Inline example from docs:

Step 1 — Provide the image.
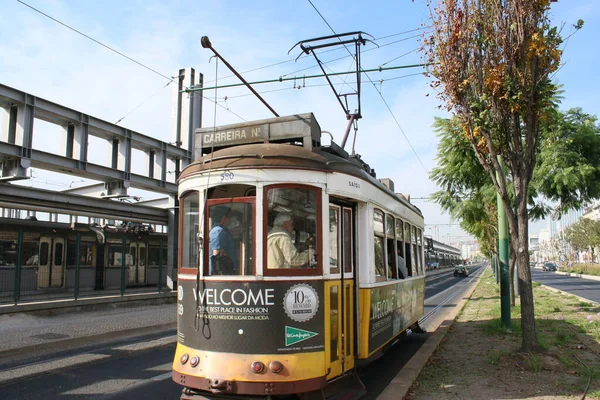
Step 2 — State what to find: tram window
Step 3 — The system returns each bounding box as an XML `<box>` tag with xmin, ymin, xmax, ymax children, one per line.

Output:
<box><xmin>181</xmin><ymin>191</ymin><xmax>199</xmax><ymax>270</ymax></box>
<box><xmin>148</xmin><ymin>243</ymin><xmax>168</xmax><ymax>266</ymax></box>
<box><xmin>386</xmin><ymin>215</ymin><xmax>398</xmax><ymax>280</ymax></box>
<box><xmin>67</xmin><ymin>241</ymin><xmax>94</xmax><ymax>267</ymax></box>
<box><xmin>373</xmin><ymin>209</ymin><xmax>384</xmax><ymax>235</ymax></box>
<box><xmin>0</xmin><ymin>233</ymin><xmax>17</xmax><ymax>266</ymax></box>
<box><xmin>206</xmin><ymin>201</ymin><xmax>254</xmax><ymax>276</ymax></box>
<box><xmin>54</xmin><ymin>243</ymin><xmax>63</xmax><ymax>265</ymax></box>
<box><xmin>373</xmin><ymin>209</ymin><xmax>386</xmax><ymax>281</ymax></box>
<box><xmin>343</xmin><ymin>208</ymin><xmax>353</xmax><ymax>273</ymax></box>
<box><xmin>396</xmin><ymin>219</ymin><xmax>407</xmax><ymax>279</ymax></box>
<box><xmin>23</xmin><ymin>242</ymin><xmax>40</xmax><ymax>267</ymax></box>
<box><xmin>128</xmin><ymin>246</ymin><xmax>137</xmax><ymax>266</ymax></box>
<box><xmin>329</xmin><ymin>206</ymin><xmax>340</xmax><ymax>274</ymax></box>
<box><xmin>412</xmin><ymin>226</ymin><xmax>419</xmax><ymax>276</ymax></box>
<box><xmin>265</xmin><ymin>186</ymin><xmax>320</xmax><ymax>273</ymax></box>
<box><xmin>330</xmin><ymin>285</ymin><xmax>339</xmax><ymax>362</ymax></box>
<box><xmin>404</xmin><ymin>223</ymin><xmax>413</xmax><ymax>277</ymax></box>
<box><xmin>386</xmin><ymin>215</ymin><xmax>395</xmax><ymax>238</ymax></box>
<box><xmin>108</xmin><ymin>243</ymin><xmax>125</xmax><ymax>267</ymax></box>
<box><xmin>40</xmin><ymin>242</ymin><xmax>49</xmax><ymax>266</ymax></box>
<box><xmin>418</xmin><ymin>229</ymin><xmax>424</xmax><ymax>275</ymax></box>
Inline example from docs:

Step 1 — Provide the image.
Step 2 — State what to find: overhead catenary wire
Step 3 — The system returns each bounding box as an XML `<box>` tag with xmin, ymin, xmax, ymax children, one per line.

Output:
<box><xmin>217</xmin><ymin>71</ymin><xmax>425</xmax><ymax>101</ymax></box>
<box><xmin>306</xmin><ymin>0</ymin><xmax>429</xmax><ymax>174</ymax></box>
<box><xmin>17</xmin><ymin>0</ymin><xmax>174</xmax><ymax>83</ymax></box>
<box><xmin>18</xmin><ymin>0</ymin><xmax>248</xmax><ymax>124</ymax></box>
<box><xmin>203</xmin><ymin>29</ymin><xmax>427</xmax><ymax>86</ymax></box>
<box><xmin>184</xmin><ymin>64</ymin><xmax>428</xmax><ymax>93</ymax></box>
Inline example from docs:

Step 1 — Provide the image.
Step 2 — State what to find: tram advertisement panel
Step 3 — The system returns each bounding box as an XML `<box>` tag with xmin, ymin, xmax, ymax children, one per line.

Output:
<box><xmin>178</xmin><ymin>280</ymin><xmax>325</xmax><ymax>354</ymax></box>
<box><xmin>368</xmin><ymin>278</ymin><xmax>425</xmax><ymax>353</ymax></box>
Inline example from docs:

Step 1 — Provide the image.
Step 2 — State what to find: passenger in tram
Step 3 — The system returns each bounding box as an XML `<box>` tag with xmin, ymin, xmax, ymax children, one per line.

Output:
<box><xmin>267</xmin><ymin>212</ymin><xmax>313</xmax><ymax>269</ymax></box>
<box><xmin>209</xmin><ymin>207</ymin><xmax>238</xmax><ymax>274</ymax></box>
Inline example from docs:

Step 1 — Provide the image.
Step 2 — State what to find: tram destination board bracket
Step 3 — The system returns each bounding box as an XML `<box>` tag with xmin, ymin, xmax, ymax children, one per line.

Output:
<box><xmin>195</xmin><ymin>113</ymin><xmax>321</xmax><ymax>157</ymax></box>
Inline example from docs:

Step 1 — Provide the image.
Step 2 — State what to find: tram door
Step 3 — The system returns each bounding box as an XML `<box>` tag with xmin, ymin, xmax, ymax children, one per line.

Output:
<box><xmin>325</xmin><ymin>205</ymin><xmax>355</xmax><ymax>379</ymax></box>
<box><xmin>38</xmin><ymin>237</ymin><xmax>65</xmax><ymax>289</ymax></box>
<box><xmin>128</xmin><ymin>242</ymin><xmax>147</xmax><ymax>284</ymax></box>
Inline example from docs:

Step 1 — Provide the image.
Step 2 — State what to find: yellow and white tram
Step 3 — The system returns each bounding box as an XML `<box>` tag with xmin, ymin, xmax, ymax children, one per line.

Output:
<box><xmin>173</xmin><ymin>113</ymin><xmax>426</xmax><ymax>399</ymax></box>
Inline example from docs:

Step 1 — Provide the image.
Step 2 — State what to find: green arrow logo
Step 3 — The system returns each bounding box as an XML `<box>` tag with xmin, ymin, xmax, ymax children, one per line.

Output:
<box><xmin>285</xmin><ymin>326</ymin><xmax>318</xmax><ymax>346</ymax></box>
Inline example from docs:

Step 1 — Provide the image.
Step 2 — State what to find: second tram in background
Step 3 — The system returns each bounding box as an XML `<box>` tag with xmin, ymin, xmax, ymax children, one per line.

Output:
<box><xmin>173</xmin><ymin>113</ymin><xmax>426</xmax><ymax>399</ymax></box>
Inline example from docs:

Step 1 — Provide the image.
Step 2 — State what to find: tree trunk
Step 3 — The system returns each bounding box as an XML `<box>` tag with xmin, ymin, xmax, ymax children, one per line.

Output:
<box><xmin>513</xmin><ymin>180</ymin><xmax>542</xmax><ymax>353</ymax></box>
<box><xmin>509</xmin><ymin>253</ymin><xmax>516</xmax><ymax>307</ymax></box>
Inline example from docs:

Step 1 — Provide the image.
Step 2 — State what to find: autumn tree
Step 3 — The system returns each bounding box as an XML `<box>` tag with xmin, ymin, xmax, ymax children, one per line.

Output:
<box><xmin>423</xmin><ymin>0</ymin><xmax>582</xmax><ymax>352</ymax></box>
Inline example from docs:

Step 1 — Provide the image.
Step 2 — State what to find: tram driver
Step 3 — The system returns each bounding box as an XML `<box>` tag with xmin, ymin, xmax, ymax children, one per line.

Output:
<box><xmin>209</xmin><ymin>207</ymin><xmax>239</xmax><ymax>274</ymax></box>
<box><xmin>267</xmin><ymin>213</ymin><xmax>315</xmax><ymax>269</ymax></box>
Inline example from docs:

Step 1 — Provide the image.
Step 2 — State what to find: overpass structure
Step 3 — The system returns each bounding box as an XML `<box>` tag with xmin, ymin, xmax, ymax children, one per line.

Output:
<box><xmin>0</xmin><ymin>68</ymin><xmax>203</xmax><ymax>291</ymax></box>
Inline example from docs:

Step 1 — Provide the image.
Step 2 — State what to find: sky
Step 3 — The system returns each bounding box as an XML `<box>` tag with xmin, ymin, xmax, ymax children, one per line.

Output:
<box><xmin>1</xmin><ymin>0</ymin><xmax>599</xmax><ymax>246</ymax></box>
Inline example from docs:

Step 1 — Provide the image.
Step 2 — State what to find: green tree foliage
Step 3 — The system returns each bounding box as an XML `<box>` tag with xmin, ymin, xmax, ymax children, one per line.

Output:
<box><xmin>564</xmin><ymin>218</ymin><xmax>600</xmax><ymax>257</ymax></box>
<box><xmin>534</xmin><ymin>109</ymin><xmax>600</xmax><ymax>214</ymax></box>
<box><xmin>432</xmin><ymin>109</ymin><xmax>600</xmax><ymax>256</ymax></box>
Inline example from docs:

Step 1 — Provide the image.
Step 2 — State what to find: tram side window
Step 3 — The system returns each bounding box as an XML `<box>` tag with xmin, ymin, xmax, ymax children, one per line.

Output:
<box><xmin>265</xmin><ymin>186</ymin><xmax>320</xmax><ymax>273</ymax></box>
<box><xmin>329</xmin><ymin>206</ymin><xmax>340</xmax><ymax>274</ymax></box>
<box><xmin>386</xmin><ymin>214</ymin><xmax>397</xmax><ymax>280</ymax></box>
<box><xmin>404</xmin><ymin>223</ymin><xmax>413</xmax><ymax>277</ymax></box>
<box><xmin>108</xmin><ymin>242</ymin><xmax>129</xmax><ymax>267</ymax></box>
<box><xmin>412</xmin><ymin>226</ymin><xmax>419</xmax><ymax>276</ymax></box>
<box><xmin>66</xmin><ymin>240</ymin><xmax>94</xmax><ymax>267</ymax></box>
<box><xmin>23</xmin><ymin>233</ymin><xmax>40</xmax><ymax>267</ymax></box>
<box><xmin>396</xmin><ymin>219</ymin><xmax>408</xmax><ymax>279</ymax></box>
<box><xmin>148</xmin><ymin>243</ymin><xmax>168</xmax><ymax>267</ymax></box>
<box><xmin>181</xmin><ymin>191</ymin><xmax>199</xmax><ymax>270</ymax></box>
<box><xmin>373</xmin><ymin>209</ymin><xmax>386</xmax><ymax>282</ymax></box>
<box><xmin>207</xmin><ymin>201</ymin><xmax>254</xmax><ymax>276</ymax></box>
<box><xmin>0</xmin><ymin>232</ymin><xmax>17</xmax><ymax>267</ymax></box>
<box><xmin>417</xmin><ymin>229</ymin><xmax>423</xmax><ymax>275</ymax></box>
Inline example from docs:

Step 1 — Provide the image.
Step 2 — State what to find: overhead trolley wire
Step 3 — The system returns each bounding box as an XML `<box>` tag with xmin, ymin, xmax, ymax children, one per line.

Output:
<box><xmin>16</xmin><ymin>0</ymin><xmax>174</xmax><ymax>82</ymax></box>
<box><xmin>203</xmin><ymin>28</ymin><xmax>426</xmax><ymax>86</ymax></box>
<box><xmin>218</xmin><ymin>71</ymin><xmax>425</xmax><ymax>101</ymax></box>
<box><xmin>17</xmin><ymin>0</ymin><xmax>248</xmax><ymax>123</ymax></box>
<box><xmin>306</xmin><ymin>0</ymin><xmax>429</xmax><ymax>174</ymax></box>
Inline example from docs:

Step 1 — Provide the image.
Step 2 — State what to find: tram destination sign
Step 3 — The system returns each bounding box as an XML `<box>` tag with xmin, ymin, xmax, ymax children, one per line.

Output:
<box><xmin>197</xmin><ymin>123</ymin><xmax>268</xmax><ymax>150</ymax></box>
<box><xmin>195</xmin><ymin>113</ymin><xmax>321</xmax><ymax>157</ymax></box>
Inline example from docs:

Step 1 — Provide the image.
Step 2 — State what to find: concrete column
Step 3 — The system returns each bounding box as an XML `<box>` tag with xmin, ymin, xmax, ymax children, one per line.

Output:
<box><xmin>171</xmin><ymin>67</ymin><xmax>203</xmax><ymax>165</ymax></box>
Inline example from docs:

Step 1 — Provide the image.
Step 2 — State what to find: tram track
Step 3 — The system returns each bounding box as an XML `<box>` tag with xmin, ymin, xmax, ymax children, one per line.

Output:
<box><xmin>419</xmin><ymin>265</ymin><xmax>484</xmax><ymax>326</ymax></box>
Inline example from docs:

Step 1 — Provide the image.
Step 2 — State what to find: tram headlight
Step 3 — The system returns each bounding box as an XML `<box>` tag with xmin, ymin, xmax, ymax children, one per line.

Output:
<box><xmin>269</xmin><ymin>361</ymin><xmax>284</xmax><ymax>373</ymax></box>
<box><xmin>251</xmin><ymin>361</ymin><xmax>265</xmax><ymax>373</ymax></box>
<box><xmin>190</xmin><ymin>356</ymin><xmax>200</xmax><ymax>367</ymax></box>
<box><xmin>180</xmin><ymin>354</ymin><xmax>189</xmax><ymax>365</ymax></box>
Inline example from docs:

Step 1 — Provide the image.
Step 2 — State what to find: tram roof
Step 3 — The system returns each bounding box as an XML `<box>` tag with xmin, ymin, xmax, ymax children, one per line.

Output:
<box><xmin>180</xmin><ymin>142</ymin><xmax>422</xmax><ymax>217</ymax></box>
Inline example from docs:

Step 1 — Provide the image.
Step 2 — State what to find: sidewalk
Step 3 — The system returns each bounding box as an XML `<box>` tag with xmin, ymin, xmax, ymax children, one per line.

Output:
<box><xmin>0</xmin><ymin>300</ymin><xmax>177</xmax><ymax>361</ymax></box>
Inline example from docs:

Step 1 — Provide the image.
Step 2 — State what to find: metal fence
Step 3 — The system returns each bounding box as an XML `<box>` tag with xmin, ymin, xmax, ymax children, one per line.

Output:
<box><xmin>0</xmin><ymin>232</ymin><xmax>171</xmax><ymax>306</ymax></box>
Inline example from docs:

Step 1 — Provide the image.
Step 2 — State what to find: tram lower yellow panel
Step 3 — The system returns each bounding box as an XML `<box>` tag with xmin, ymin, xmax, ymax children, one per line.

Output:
<box><xmin>173</xmin><ymin>343</ymin><xmax>326</xmax><ymax>382</ymax></box>
<box><xmin>358</xmin><ymin>289</ymin><xmax>372</xmax><ymax>359</ymax></box>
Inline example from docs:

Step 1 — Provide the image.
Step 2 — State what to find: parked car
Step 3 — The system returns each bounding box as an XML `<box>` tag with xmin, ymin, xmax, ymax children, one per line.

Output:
<box><xmin>542</xmin><ymin>262</ymin><xmax>558</xmax><ymax>272</ymax></box>
<box><xmin>454</xmin><ymin>265</ymin><xmax>469</xmax><ymax>277</ymax></box>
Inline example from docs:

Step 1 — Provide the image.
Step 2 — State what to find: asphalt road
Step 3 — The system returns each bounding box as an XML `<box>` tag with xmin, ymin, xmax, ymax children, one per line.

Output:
<box><xmin>531</xmin><ymin>268</ymin><xmax>600</xmax><ymax>304</ymax></box>
<box><xmin>0</xmin><ymin>267</ymin><xmax>484</xmax><ymax>400</ymax></box>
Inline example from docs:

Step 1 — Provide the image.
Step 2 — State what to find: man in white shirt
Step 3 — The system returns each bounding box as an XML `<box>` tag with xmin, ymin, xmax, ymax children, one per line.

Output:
<box><xmin>267</xmin><ymin>213</ymin><xmax>313</xmax><ymax>269</ymax></box>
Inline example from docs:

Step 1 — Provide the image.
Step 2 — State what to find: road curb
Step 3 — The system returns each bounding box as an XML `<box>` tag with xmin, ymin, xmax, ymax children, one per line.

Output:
<box><xmin>537</xmin><ymin>283</ymin><xmax>598</xmax><ymax>306</ymax></box>
<box><xmin>553</xmin><ymin>270</ymin><xmax>600</xmax><ymax>281</ymax></box>
<box><xmin>0</xmin><ymin>322</ymin><xmax>176</xmax><ymax>362</ymax></box>
<box><xmin>376</xmin><ymin>268</ymin><xmax>485</xmax><ymax>400</ymax></box>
